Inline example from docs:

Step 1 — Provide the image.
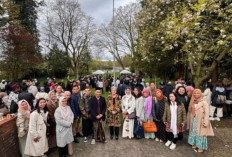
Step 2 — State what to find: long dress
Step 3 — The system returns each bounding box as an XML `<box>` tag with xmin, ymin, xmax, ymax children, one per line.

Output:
<box><xmin>122</xmin><ymin>94</ymin><xmax>135</xmax><ymax>139</ymax></box>
<box><xmin>153</xmin><ymin>99</ymin><xmax>166</xmax><ymax>141</ymax></box>
<box><xmin>188</xmin><ymin>117</ymin><xmax>208</xmax><ymax>150</ymax></box>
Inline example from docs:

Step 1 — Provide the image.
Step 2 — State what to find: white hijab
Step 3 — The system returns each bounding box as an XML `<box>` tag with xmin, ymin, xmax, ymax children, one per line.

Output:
<box><xmin>59</xmin><ymin>97</ymin><xmax>71</xmax><ymax>122</ymax></box>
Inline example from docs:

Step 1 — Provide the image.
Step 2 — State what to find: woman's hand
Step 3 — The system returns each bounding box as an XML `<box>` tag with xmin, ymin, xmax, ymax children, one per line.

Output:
<box><xmin>33</xmin><ymin>136</ymin><xmax>41</xmax><ymax>142</ymax></box>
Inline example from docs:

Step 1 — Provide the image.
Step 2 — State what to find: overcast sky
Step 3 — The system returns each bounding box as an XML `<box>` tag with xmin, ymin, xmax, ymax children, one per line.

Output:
<box><xmin>78</xmin><ymin>0</ymin><xmax>137</xmax><ymax>25</ymax></box>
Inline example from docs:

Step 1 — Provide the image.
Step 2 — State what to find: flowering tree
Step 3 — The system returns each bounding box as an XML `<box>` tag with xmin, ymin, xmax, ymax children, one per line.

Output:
<box><xmin>136</xmin><ymin>0</ymin><xmax>232</xmax><ymax>87</ymax></box>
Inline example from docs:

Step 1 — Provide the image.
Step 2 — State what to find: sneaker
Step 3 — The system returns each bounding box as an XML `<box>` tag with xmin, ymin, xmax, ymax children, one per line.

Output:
<box><xmin>209</xmin><ymin>117</ymin><xmax>215</xmax><ymax>121</ymax></box>
<box><xmin>91</xmin><ymin>139</ymin><xmax>95</xmax><ymax>145</ymax></box>
<box><xmin>215</xmin><ymin>117</ymin><xmax>220</xmax><ymax>121</ymax></box>
<box><xmin>84</xmin><ymin>137</ymin><xmax>88</xmax><ymax>143</ymax></box>
<box><xmin>170</xmin><ymin>143</ymin><xmax>176</xmax><ymax>150</ymax></box>
<box><xmin>155</xmin><ymin>138</ymin><xmax>159</xmax><ymax>142</ymax></box>
<box><xmin>115</xmin><ymin>136</ymin><xmax>119</xmax><ymax>140</ymax></box>
<box><xmin>165</xmin><ymin>140</ymin><xmax>172</xmax><ymax>147</ymax></box>
<box><xmin>160</xmin><ymin>139</ymin><xmax>163</xmax><ymax>143</ymax></box>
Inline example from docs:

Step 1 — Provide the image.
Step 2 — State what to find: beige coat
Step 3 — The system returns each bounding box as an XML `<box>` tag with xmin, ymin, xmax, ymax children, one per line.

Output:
<box><xmin>24</xmin><ymin>110</ymin><xmax>49</xmax><ymax>156</ymax></box>
<box><xmin>16</xmin><ymin>109</ymin><xmax>30</xmax><ymax>138</ymax></box>
<box><xmin>187</xmin><ymin>100</ymin><xmax>214</xmax><ymax>136</ymax></box>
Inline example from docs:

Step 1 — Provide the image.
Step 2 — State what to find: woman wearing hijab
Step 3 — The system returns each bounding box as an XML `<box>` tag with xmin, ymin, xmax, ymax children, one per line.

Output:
<box><xmin>16</xmin><ymin>100</ymin><xmax>31</xmax><ymax>157</ymax></box>
<box><xmin>141</xmin><ymin>88</ymin><xmax>155</xmax><ymax>139</ymax></box>
<box><xmin>152</xmin><ymin>89</ymin><xmax>167</xmax><ymax>142</ymax></box>
<box><xmin>133</xmin><ymin>87</ymin><xmax>144</xmax><ymax>139</ymax></box>
<box><xmin>106</xmin><ymin>86</ymin><xmax>122</xmax><ymax>140</ymax></box>
<box><xmin>121</xmin><ymin>87</ymin><xmax>136</xmax><ymax>139</ymax></box>
<box><xmin>163</xmin><ymin>92</ymin><xmax>186</xmax><ymax>150</ymax></box>
<box><xmin>24</xmin><ymin>98</ymin><xmax>49</xmax><ymax>156</ymax></box>
<box><xmin>47</xmin><ymin>91</ymin><xmax>58</xmax><ymax>148</ymax></box>
<box><xmin>55</xmin><ymin>97</ymin><xmax>74</xmax><ymax>157</ymax></box>
<box><xmin>188</xmin><ymin>89</ymin><xmax>214</xmax><ymax>153</ymax></box>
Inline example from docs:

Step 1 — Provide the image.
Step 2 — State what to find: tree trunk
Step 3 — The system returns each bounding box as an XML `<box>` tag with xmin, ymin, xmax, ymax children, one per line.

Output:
<box><xmin>212</xmin><ymin>65</ymin><xmax>218</xmax><ymax>83</ymax></box>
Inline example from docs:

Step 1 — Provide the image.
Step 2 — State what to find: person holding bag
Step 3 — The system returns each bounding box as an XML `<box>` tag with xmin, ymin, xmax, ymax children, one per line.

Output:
<box><xmin>122</xmin><ymin>87</ymin><xmax>135</xmax><ymax>139</ymax></box>
<box><xmin>188</xmin><ymin>89</ymin><xmax>214</xmax><ymax>153</ymax></box>
<box><xmin>141</xmin><ymin>88</ymin><xmax>155</xmax><ymax>139</ymax></box>
<box><xmin>55</xmin><ymin>97</ymin><xmax>74</xmax><ymax>157</ymax></box>
<box><xmin>163</xmin><ymin>92</ymin><xmax>186</xmax><ymax>150</ymax></box>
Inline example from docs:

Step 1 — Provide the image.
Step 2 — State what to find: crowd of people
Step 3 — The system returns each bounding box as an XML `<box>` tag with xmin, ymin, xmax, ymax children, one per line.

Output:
<box><xmin>0</xmin><ymin>75</ymin><xmax>232</xmax><ymax>157</ymax></box>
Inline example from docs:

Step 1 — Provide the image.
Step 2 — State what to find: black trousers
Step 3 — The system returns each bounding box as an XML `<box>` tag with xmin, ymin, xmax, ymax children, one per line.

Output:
<box><xmin>110</xmin><ymin>126</ymin><xmax>119</xmax><ymax>137</ymax></box>
<box><xmin>58</xmin><ymin>145</ymin><xmax>68</xmax><ymax>157</ymax></box>
<box><xmin>82</xmin><ymin>118</ymin><xmax>93</xmax><ymax>137</ymax></box>
<box><xmin>166</xmin><ymin>132</ymin><xmax>178</xmax><ymax>144</ymax></box>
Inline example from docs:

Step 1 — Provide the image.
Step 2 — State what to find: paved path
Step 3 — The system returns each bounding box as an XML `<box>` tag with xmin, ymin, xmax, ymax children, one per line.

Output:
<box><xmin>48</xmin><ymin>119</ymin><xmax>232</xmax><ymax>157</ymax></box>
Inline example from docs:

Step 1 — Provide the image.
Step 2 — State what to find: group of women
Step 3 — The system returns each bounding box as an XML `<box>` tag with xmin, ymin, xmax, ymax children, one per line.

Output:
<box><xmin>16</xmin><ymin>87</ymin><xmax>74</xmax><ymax>157</ymax></box>
<box><xmin>107</xmin><ymin>85</ymin><xmax>214</xmax><ymax>153</ymax></box>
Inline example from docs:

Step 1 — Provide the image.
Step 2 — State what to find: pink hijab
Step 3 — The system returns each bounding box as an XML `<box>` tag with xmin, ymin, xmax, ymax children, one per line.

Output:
<box><xmin>18</xmin><ymin>100</ymin><xmax>31</xmax><ymax>118</ymax></box>
<box><xmin>59</xmin><ymin>97</ymin><xmax>70</xmax><ymax>121</ymax></box>
<box><xmin>64</xmin><ymin>91</ymin><xmax>71</xmax><ymax>98</ymax></box>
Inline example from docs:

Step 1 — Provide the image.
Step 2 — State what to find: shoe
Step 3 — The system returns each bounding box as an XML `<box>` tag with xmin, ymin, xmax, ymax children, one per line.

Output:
<box><xmin>104</xmin><ymin>140</ymin><xmax>108</xmax><ymax>143</ymax></box>
<box><xmin>91</xmin><ymin>139</ymin><xmax>95</xmax><ymax>145</ymax></box>
<box><xmin>155</xmin><ymin>138</ymin><xmax>159</xmax><ymax>142</ymax></box>
<box><xmin>160</xmin><ymin>140</ymin><xmax>163</xmax><ymax>143</ymax></box>
<box><xmin>76</xmin><ymin>132</ymin><xmax>84</xmax><ymax>137</ymax></box>
<box><xmin>84</xmin><ymin>137</ymin><xmax>88</xmax><ymax>143</ymax></box>
<box><xmin>215</xmin><ymin>117</ymin><xmax>220</xmax><ymax>121</ymax></box>
<box><xmin>115</xmin><ymin>136</ymin><xmax>118</xmax><ymax>140</ymax></box>
<box><xmin>170</xmin><ymin>143</ymin><xmax>176</xmax><ymax>150</ymax></box>
<box><xmin>110</xmin><ymin>135</ymin><xmax>113</xmax><ymax>140</ymax></box>
<box><xmin>165</xmin><ymin>140</ymin><xmax>172</xmax><ymax>147</ymax></box>
<box><xmin>209</xmin><ymin>117</ymin><xmax>215</xmax><ymax>121</ymax></box>
<box><xmin>74</xmin><ymin>137</ymin><xmax>79</xmax><ymax>143</ymax></box>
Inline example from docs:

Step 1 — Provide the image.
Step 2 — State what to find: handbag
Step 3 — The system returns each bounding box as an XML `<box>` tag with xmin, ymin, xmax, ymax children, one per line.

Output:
<box><xmin>128</xmin><ymin>111</ymin><xmax>136</xmax><ymax>119</ymax></box>
<box><xmin>134</xmin><ymin>122</ymin><xmax>144</xmax><ymax>137</ymax></box>
<box><xmin>143</xmin><ymin>121</ymin><xmax>157</xmax><ymax>133</ymax></box>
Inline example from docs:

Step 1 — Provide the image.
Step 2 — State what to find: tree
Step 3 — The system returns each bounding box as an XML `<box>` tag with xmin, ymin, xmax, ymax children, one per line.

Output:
<box><xmin>0</xmin><ymin>26</ymin><xmax>40</xmax><ymax>81</ymax></box>
<box><xmin>46</xmin><ymin>44</ymin><xmax>71</xmax><ymax>78</ymax></box>
<box><xmin>45</xmin><ymin>0</ymin><xmax>95</xmax><ymax>78</ymax></box>
<box><xmin>95</xmin><ymin>2</ymin><xmax>140</xmax><ymax>69</ymax></box>
<box><xmin>136</xmin><ymin>0</ymin><xmax>232</xmax><ymax>87</ymax></box>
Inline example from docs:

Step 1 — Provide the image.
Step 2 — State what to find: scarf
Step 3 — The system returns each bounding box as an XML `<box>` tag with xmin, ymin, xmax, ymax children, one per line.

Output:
<box><xmin>170</xmin><ymin>101</ymin><xmax>177</xmax><ymax>137</ymax></box>
<box><xmin>18</xmin><ymin>100</ymin><xmax>31</xmax><ymax>118</ymax></box>
<box><xmin>189</xmin><ymin>89</ymin><xmax>203</xmax><ymax>116</ymax></box>
<box><xmin>59</xmin><ymin>97</ymin><xmax>71</xmax><ymax>121</ymax></box>
<box><xmin>144</xmin><ymin>96</ymin><xmax>152</xmax><ymax>118</ymax></box>
<box><xmin>155</xmin><ymin>89</ymin><xmax>164</xmax><ymax>101</ymax></box>
<box><xmin>48</xmin><ymin>90</ymin><xmax>57</xmax><ymax>106</ymax></box>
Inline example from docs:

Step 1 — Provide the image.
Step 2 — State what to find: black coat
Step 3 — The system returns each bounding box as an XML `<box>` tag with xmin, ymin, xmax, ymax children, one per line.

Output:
<box><xmin>18</xmin><ymin>91</ymin><xmax>34</xmax><ymax>108</ymax></box>
<box><xmin>90</xmin><ymin>96</ymin><xmax>106</xmax><ymax>122</ymax></box>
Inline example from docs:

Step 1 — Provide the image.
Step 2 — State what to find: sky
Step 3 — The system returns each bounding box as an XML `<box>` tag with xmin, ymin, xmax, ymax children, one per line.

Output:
<box><xmin>78</xmin><ymin>0</ymin><xmax>137</xmax><ymax>25</ymax></box>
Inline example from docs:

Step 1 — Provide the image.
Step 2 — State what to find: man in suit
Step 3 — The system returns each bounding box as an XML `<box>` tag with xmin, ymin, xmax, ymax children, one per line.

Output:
<box><xmin>90</xmin><ymin>87</ymin><xmax>106</xmax><ymax>144</ymax></box>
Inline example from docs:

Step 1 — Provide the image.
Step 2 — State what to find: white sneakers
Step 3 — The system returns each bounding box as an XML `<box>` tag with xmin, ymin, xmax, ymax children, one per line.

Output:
<box><xmin>155</xmin><ymin>138</ymin><xmax>159</xmax><ymax>142</ymax></box>
<box><xmin>214</xmin><ymin>117</ymin><xmax>220</xmax><ymax>121</ymax></box>
<box><xmin>165</xmin><ymin>140</ymin><xmax>172</xmax><ymax>147</ymax></box>
<box><xmin>209</xmin><ymin>117</ymin><xmax>215</xmax><ymax>121</ymax></box>
<box><xmin>165</xmin><ymin>140</ymin><xmax>176</xmax><ymax>150</ymax></box>
<box><xmin>170</xmin><ymin>143</ymin><xmax>176</xmax><ymax>150</ymax></box>
<box><xmin>91</xmin><ymin>139</ymin><xmax>95</xmax><ymax>145</ymax></box>
<box><xmin>209</xmin><ymin>117</ymin><xmax>220</xmax><ymax>121</ymax></box>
